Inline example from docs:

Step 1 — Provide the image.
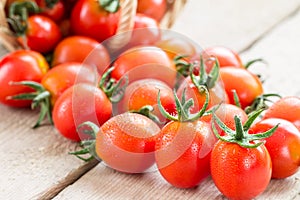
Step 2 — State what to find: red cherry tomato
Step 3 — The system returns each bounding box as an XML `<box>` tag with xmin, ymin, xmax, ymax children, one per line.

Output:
<box><xmin>126</xmin><ymin>13</ymin><xmax>160</xmax><ymax>48</ymax></box>
<box><xmin>250</xmin><ymin>118</ymin><xmax>300</xmax><ymax>178</ymax></box>
<box><xmin>116</xmin><ymin>79</ymin><xmax>176</xmax><ymax>124</ymax></box>
<box><xmin>111</xmin><ymin>46</ymin><xmax>176</xmax><ymax>86</ymax></box>
<box><xmin>204</xmin><ymin>46</ymin><xmax>243</xmax><ymax>68</ymax></box>
<box><xmin>36</xmin><ymin>0</ymin><xmax>65</xmax><ymax>22</ymax></box>
<box><xmin>0</xmin><ymin>50</ymin><xmax>49</xmax><ymax>107</ymax></box>
<box><xmin>70</xmin><ymin>0</ymin><xmax>120</xmax><ymax>42</ymax></box>
<box><xmin>263</xmin><ymin>96</ymin><xmax>300</xmax><ymax>131</ymax></box>
<box><xmin>155</xmin><ymin>120</ymin><xmax>216</xmax><ymax>188</ymax></box>
<box><xmin>19</xmin><ymin>15</ymin><xmax>62</xmax><ymax>53</ymax></box>
<box><xmin>137</xmin><ymin>0</ymin><xmax>167</xmax><ymax>22</ymax></box>
<box><xmin>210</xmin><ymin>140</ymin><xmax>272</xmax><ymax>200</ymax></box>
<box><xmin>53</xmin><ymin>83</ymin><xmax>112</xmax><ymax>141</ymax></box>
<box><xmin>220</xmin><ymin>67</ymin><xmax>263</xmax><ymax>108</ymax></box>
<box><xmin>42</xmin><ymin>62</ymin><xmax>95</xmax><ymax>105</ymax></box>
<box><xmin>52</xmin><ymin>36</ymin><xmax>110</xmax><ymax>74</ymax></box>
<box><xmin>96</xmin><ymin>112</ymin><xmax>160</xmax><ymax>173</ymax></box>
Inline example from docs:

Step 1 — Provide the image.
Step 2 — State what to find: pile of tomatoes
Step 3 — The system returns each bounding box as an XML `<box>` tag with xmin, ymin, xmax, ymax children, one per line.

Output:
<box><xmin>1</xmin><ymin>1</ymin><xmax>300</xmax><ymax>199</ymax></box>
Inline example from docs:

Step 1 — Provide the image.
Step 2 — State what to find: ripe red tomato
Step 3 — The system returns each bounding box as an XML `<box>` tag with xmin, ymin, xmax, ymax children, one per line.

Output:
<box><xmin>36</xmin><ymin>0</ymin><xmax>65</xmax><ymax>22</ymax></box>
<box><xmin>220</xmin><ymin>67</ymin><xmax>263</xmax><ymax>108</ymax></box>
<box><xmin>0</xmin><ymin>50</ymin><xmax>49</xmax><ymax>107</ymax></box>
<box><xmin>263</xmin><ymin>96</ymin><xmax>300</xmax><ymax>131</ymax></box>
<box><xmin>111</xmin><ymin>46</ymin><xmax>176</xmax><ymax>86</ymax></box>
<box><xmin>52</xmin><ymin>36</ymin><xmax>110</xmax><ymax>74</ymax></box>
<box><xmin>155</xmin><ymin>36</ymin><xmax>197</xmax><ymax>60</ymax></box>
<box><xmin>126</xmin><ymin>13</ymin><xmax>161</xmax><ymax>48</ymax></box>
<box><xmin>95</xmin><ymin>112</ymin><xmax>160</xmax><ymax>173</ymax></box>
<box><xmin>250</xmin><ymin>118</ymin><xmax>300</xmax><ymax>178</ymax></box>
<box><xmin>137</xmin><ymin>0</ymin><xmax>167</xmax><ymax>22</ymax></box>
<box><xmin>116</xmin><ymin>79</ymin><xmax>176</xmax><ymax>124</ymax></box>
<box><xmin>204</xmin><ymin>46</ymin><xmax>243</xmax><ymax>68</ymax></box>
<box><xmin>210</xmin><ymin>140</ymin><xmax>272</xmax><ymax>200</ymax></box>
<box><xmin>155</xmin><ymin>120</ymin><xmax>216</xmax><ymax>188</ymax></box>
<box><xmin>41</xmin><ymin>62</ymin><xmax>95</xmax><ymax>105</ymax></box>
<box><xmin>19</xmin><ymin>15</ymin><xmax>62</xmax><ymax>53</ymax></box>
<box><xmin>70</xmin><ymin>0</ymin><xmax>120</xmax><ymax>42</ymax></box>
<box><xmin>52</xmin><ymin>83</ymin><xmax>112</xmax><ymax>141</ymax></box>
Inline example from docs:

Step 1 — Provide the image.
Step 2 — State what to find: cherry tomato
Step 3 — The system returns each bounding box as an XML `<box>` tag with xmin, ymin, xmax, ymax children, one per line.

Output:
<box><xmin>52</xmin><ymin>83</ymin><xmax>112</xmax><ymax>141</ymax></box>
<box><xmin>19</xmin><ymin>15</ymin><xmax>62</xmax><ymax>53</ymax></box>
<box><xmin>52</xmin><ymin>36</ymin><xmax>110</xmax><ymax>74</ymax></box>
<box><xmin>0</xmin><ymin>50</ymin><xmax>49</xmax><ymax>107</ymax></box>
<box><xmin>204</xmin><ymin>46</ymin><xmax>243</xmax><ymax>68</ymax></box>
<box><xmin>111</xmin><ymin>46</ymin><xmax>176</xmax><ymax>86</ymax></box>
<box><xmin>126</xmin><ymin>13</ymin><xmax>161</xmax><ymax>48</ymax></box>
<box><xmin>155</xmin><ymin>120</ymin><xmax>216</xmax><ymax>188</ymax></box>
<box><xmin>210</xmin><ymin>140</ymin><xmax>272</xmax><ymax>200</ymax></box>
<box><xmin>42</xmin><ymin>62</ymin><xmax>95</xmax><ymax>105</ymax></box>
<box><xmin>263</xmin><ymin>96</ymin><xmax>300</xmax><ymax>131</ymax></box>
<box><xmin>95</xmin><ymin>112</ymin><xmax>160</xmax><ymax>173</ymax></box>
<box><xmin>250</xmin><ymin>118</ymin><xmax>300</xmax><ymax>178</ymax></box>
<box><xmin>220</xmin><ymin>67</ymin><xmax>263</xmax><ymax>108</ymax></box>
<box><xmin>70</xmin><ymin>0</ymin><xmax>120</xmax><ymax>42</ymax></box>
<box><xmin>155</xmin><ymin>36</ymin><xmax>197</xmax><ymax>60</ymax></box>
<box><xmin>137</xmin><ymin>0</ymin><xmax>167</xmax><ymax>22</ymax></box>
<box><xmin>36</xmin><ymin>0</ymin><xmax>65</xmax><ymax>22</ymax></box>
<box><xmin>116</xmin><ymin>79</ymin><xmax>176</xmax><ymax>124</ymax></box>
<box><xmin>177</xmin><ymin>76</ymin><xmax>229</xmax><ymax>113</ymax></box>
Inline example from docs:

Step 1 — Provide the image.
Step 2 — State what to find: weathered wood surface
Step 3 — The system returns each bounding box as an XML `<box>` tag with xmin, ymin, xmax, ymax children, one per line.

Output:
<box><xmin>1</xmin><ymin>0</ymin><xmax>300</xmax><ymax>199</ymax></box>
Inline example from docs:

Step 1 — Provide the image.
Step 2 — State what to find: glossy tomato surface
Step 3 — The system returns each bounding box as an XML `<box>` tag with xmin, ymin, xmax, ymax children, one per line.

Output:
<box><xmin>53</xmin><ymin>83</ymin><xmax>112</xmax><ymax>141</ymax></box>
<box><xmin>211</xmin><ymin>140</ymin><xmax>272</xmax><ymax>200</ymax></box>
<box><xmin>0</xmin><ymin>50</ymin><xmax>49</xmax><ymax>107</ymax></box>
<box><xmin>96</xmin><ymin>112</ymin><xmax>160</xmax><ymax>173</ymax></box>
<box><xmin>250</xmin><ymin>118</ymin><xmax>300</xmax><ymax>178</ymax></box>
<box><xmin>70</xmin><ymin>0</ymin><xmax>120</xmax><ymax>42</ymax></box>
<box><xmin>156</xmin><ymin>120</ymin><xmax>216</xmax><ymax>188</ymax></box>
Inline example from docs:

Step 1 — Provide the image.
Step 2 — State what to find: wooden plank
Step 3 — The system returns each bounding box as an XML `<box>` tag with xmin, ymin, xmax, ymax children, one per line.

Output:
<box><xmin>54</xmin><ymin>2</ymin><xmax>300</xmax><ymax>200</ymax></box>
<box><xmin>0</xmin><ymin>104</ymin><xmax>98</xmax><ymax>199</ymax></box>
<box><xmin>172</xmin><ymin>0</ymin><xmax>300</xmax><ymax>52</ymax></box>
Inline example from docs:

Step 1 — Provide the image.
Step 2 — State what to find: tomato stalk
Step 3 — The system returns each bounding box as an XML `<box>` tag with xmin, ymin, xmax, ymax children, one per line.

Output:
<box><xmin>190</xmin><ymin>56</ymin><xmax>220</xmax><ymax>91</ymax></box>
<box><xmin>7</xmin><ymin>1</ymin><xmax>39</xmax><ymax>36</ymax></box>
<box><xmin>174</xmin><ymin>55</ymin><xmax>192</xmax><ymax>77</ymax></box>
<box><xmin>98</xmin><ymin>0</ymin><xmax>120</xmax><ymax>13</ymax></box>
<box><xmin>44</xmin><ymin>0</ymin><xmax>59</xmax><ymax>9</ymax></box>
<box><xmin>99</xmin><ymin>67</ymin><xmax>128</xmax><ymax>103</ymax></box>
<box><xmin>212</xmin><ymin>109</ymin><xmax>279</xmax><ymax>148</ymax></box>
<box><xmin>9</xmin><ymin>81</ymin><xmax>52</xmax><ymax>128</ymax></box>
<box><xmin>245</xmin><ymin>93</ymin><xmax>282</xmax><ymax>114</ymax></box>
<box><xmin>158</xmin><ymin>86</ymin><xmax>209</xmax><ymax>122</ymax></box>
<box><xmin>130</xmin><ymin>105</ymin><xmax>163</xmax><ymax>124</ymax></box>
<box><xmin>69</xmin><ymin>121</ymin><xmax>101</xmax><ymax>162</ymax></box>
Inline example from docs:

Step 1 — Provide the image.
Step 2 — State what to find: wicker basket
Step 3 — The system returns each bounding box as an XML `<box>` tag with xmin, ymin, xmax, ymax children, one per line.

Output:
<box><xmin>0</xmin><ymin>0</ymin><xmax>187</xmax><ymax>52</ymax></box>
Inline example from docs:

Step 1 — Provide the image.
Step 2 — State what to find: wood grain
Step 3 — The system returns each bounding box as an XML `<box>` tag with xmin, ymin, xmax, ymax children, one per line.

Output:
<box><xmin>172</xmin><ymin>0</ymin><xmax>300</xmax><ymax>52</ymax></box>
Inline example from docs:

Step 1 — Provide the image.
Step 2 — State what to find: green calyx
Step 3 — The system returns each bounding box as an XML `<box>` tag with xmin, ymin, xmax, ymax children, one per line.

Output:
<box><xmin>130</xmin><ymin>105</ymin><xmax>163</xmax><ymax>125</ymax></box>
<box><xmin>44</xmin><ymin>0</ymin><xmax>59</xmax><ymax>9</ymax></box>
<box><xmin>9</xmin><ymin>81</ymin><xmax>52</xmax><ymax>128</ymax></box>
<box><xmin>8</xmin><ymin>1</ymin><xmax>39</xmax><ymax>36</ymax></box>
<box><xmin>69</xmin><ymin>121</ymin><xmax>101</xmax><ymax>162</ymax></box>
<box><xmin>98</xmin><ymin>0</ymin><xmax>120</xmax><ymax>13</ymax></box>
<box><xmin>158</xmin><ymin>86</ymin><xmax>209</xmax><ymax>122</ymax></box>
<box><xmin>190</xmin><ymin>56</ymin><xmax>220</xmax><ymax>90</ymax></box>
<box><xmin>212</xmin><ymin>109</ymin><xmax>279</xmax><ymax>148</ymax></box>
<box><xmin>245</xmin><ymin>93</ymin><xmax>282</xmax><ymax>114</ymax></box>
<box><xmin>174</xmin><ymin>55</ymin><xmax>192</xmax><ymax>77</ymax></box>
<box><xmin>99</xmin><ymin>67</ymin><xmax>128</xmax><ymax>103</ymax></box>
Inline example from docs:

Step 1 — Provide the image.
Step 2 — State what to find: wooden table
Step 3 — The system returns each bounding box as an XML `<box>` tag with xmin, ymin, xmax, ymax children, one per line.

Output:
<box><xmin>1</xmin><ymin>0</ymin><xmax>300</xmax><ymax>199</ymax></box>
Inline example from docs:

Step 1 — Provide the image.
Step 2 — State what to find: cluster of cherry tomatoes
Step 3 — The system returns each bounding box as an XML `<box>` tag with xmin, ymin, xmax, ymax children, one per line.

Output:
<box><xmin>1</xmin><ymin>1</ymin><xmax>300</xmax><ymax>200</ymax></box>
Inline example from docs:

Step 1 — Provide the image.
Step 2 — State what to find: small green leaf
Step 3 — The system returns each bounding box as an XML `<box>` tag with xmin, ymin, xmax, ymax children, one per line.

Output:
<box><xmin>99</xmin><ymin>0</ymin><xmax>120</xmax><ymax>13</ymax></box>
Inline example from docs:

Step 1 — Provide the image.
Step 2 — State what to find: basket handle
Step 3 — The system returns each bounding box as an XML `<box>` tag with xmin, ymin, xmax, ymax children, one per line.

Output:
<box><xmin>106</xmin><ymin>0</ymin><xmax>137</xmax><ymax>51</ymax></box>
